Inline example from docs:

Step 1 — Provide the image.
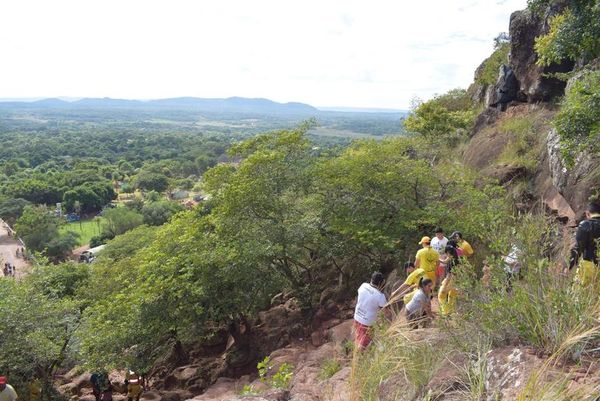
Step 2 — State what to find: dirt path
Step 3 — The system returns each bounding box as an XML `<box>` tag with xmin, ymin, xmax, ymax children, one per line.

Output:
<box><xmin>0</xmin><ymin>220</ymin><xmax>31</xmax><ymax>279</ymax></box>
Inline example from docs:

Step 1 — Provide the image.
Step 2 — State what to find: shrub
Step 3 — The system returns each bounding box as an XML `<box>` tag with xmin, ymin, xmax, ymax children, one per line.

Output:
<box><xmin>404</xmin><ymin>90</ymin><xmax>476</xmax><ymax>141</ymax></box>
<box><xmin>319</xmin><ymin>358</ymin><xmax>342</xmax><ymax>380</ymax></box>
<box><xmin>553</xmin><ymin>70</ymin><xmax>600</xmax><ymax>166</ymax></box>
<box><xmin>477</xmin><ymin>42</ymin><xmax>510</xmax><ymax>86</ymax></box>
<box><xmin>258</xmin><ymin>356</ymin><xmax>294</xmax><ymax>389</ymax></box>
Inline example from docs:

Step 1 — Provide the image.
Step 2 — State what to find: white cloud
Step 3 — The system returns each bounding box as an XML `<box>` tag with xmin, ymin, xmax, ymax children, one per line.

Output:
<box><xmin>0</xmin><ymin>0</ymin><xmax>526</xmax><ymax>109</ymax></box>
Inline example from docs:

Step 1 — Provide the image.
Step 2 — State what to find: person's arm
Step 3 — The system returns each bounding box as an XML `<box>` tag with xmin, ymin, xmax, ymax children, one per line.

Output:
<box><xmin>388</xmin><ymin>284</ymin><xmax>415</xmax><ymax>305</ymax></box>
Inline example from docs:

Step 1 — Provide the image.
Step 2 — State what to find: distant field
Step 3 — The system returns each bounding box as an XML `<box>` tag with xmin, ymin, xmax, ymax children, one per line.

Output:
<box><xmin>309</xmin><ymin>127</ymin><xmax>389</xmax><ymax>139</ymax></box>
<box><xmin>62</xmin><ymin>218</ymin><xmax>103</xmax><ymax>246</ymax></box>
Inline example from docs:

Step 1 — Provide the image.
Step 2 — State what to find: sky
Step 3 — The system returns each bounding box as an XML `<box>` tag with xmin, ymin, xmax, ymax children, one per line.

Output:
<box><xmin>0</xmin><ymin>0</ymin><xmax>527</xmax><ymax>109</ymax></box>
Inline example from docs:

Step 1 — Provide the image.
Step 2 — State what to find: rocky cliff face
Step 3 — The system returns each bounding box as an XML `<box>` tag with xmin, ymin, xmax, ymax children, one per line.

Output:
<box><xmin>466</xmin><ymin>4</ymin><xmax>599</xmax><ymax>221</ymax></box>
<box><xmin>508</xmin><ymin>2</ymin><xmax>574</xmax><ymax>103</ymax></box>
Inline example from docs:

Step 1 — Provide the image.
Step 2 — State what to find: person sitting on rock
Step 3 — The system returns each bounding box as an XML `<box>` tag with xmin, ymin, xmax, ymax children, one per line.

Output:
<box><xmin>405</xmin><ymin>278</ymin><xmax>435</xmax><ymax>329</ymax></box>
<box><xmin>569</xmin><ymin>198</ymin><xmax>600</xmax><ymax>286</ymax></box>
<box><xmin>353</xmin><ymin>272</ymin><xmax>388</xmax><ymax>349</ymax></box>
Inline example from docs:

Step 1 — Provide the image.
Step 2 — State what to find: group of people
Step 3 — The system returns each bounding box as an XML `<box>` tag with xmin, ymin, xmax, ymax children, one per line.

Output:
<box><xmin>90</xmin><ymin>370</ymin><xmax>144</xmax><ymax>401</ymax></box>
<box><xmin>354</xmin><ymin>228</ymin><xmax>474</xmax><ymax>347</ymax></box>
<box><xmin>353</xmin><ymin>198</ymin><xmax>600</xmax><ymax>349</ymax></box>
<box><xmin>3</xmin><ymin>262</ymin><xmax>16</xmax><ymax>277</ymax></box>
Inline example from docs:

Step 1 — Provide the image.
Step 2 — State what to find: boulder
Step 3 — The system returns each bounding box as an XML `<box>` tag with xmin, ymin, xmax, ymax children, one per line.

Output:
<box><xmin>487</xmin><ymin>65</ymin><xmax>520</xmax><ymax>109</ymax></box>
<box><xmin>485</xmin><ymin>347</ymin><xmax>543</xmax><ymax>401</ymax></box>
<box><xmin>508</xmin><ymin>4</ymin><xmax>574</xmax><ymax>102</ymax></box>
<box><xmin>140</xmin><ymin>391</ymin><xmax>162</xmax><ymax>401</ymax></box>
<box><xmin>327</xmin><ymin>320</ymin><xmax>354</xmax><ymax>345</ymax></box>
<box><xmin>229</xmin><ymin>389</ymin><xmax>289</xmax><ymax>401</ymax></box>
<box><xmin>546</xmin><ymin>128</ymin><xmax>599</xmax><ymax>217</ymax></box>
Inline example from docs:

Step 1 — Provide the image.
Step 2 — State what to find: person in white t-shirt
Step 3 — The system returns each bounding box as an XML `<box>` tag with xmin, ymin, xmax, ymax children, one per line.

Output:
<box><xmin>431</xmin><ymin>227</ymin><xmax>448</xmax><ymax>254</ymax></box>
<box><xmin>354</xmin><ymin>272</ymin><xmax>388</xmax><ymax>348</ymax></box>
<box><xmin>0</xmin><ymin>376</ymin><xmax>19</xmax><ymax>401</ymax></box>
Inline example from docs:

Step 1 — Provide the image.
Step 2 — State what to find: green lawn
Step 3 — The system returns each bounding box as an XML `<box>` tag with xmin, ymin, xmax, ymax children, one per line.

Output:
<box><xmin>61</xmin><ymin>218</ymin><xmax>103</xmax><ymax>246</ymax></box>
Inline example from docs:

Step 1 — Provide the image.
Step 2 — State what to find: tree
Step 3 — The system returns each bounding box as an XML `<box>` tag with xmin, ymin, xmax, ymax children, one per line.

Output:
<box><xmin>404</xmin><ymin>89</ymin><xmax>475</xmax><ymax>141</ymax></box>
<box><xmin>141</xmin><ymin>200</ymin><xmax>184</xmax><ymax>226</ymax></box>
<box><xmin>133</xmin><ymin>172</ymin><xmax>169</xmax><ymax>193</ymax></box>
<box><xmin>100</xmin><ymin>207</ymin><xmax>144</xmax><ymax>239</ymax></box>
<box><xmin>0</xmin><ymin>198</ymin><xmax>31</xmax><ymax>225</ymax></box>
<box><xmin>15</xmin><ymin>205</ymin><xmax>79</xmax><ymax>260</ymax></box>
<box><xmin>530</xmin><ymin>0</ymin><xmax>600</xmax><ymax>66</ymax></box>
<box><xmin>0</xmin><ymin>263</ymin><xmax>88</xmax><ymax>397</ymax></box>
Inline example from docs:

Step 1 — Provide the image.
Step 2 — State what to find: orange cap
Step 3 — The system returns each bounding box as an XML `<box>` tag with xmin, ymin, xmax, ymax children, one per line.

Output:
<box><xmin>418</xmin><ymin>236</ymin><xmax>431</xmax><ymax>245</ymax></box>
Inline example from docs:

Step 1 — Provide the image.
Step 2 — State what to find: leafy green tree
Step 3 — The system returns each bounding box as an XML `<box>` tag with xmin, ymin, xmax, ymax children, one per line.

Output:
<box><xmin>404</xmin><ymin>90</ymin><xmax>476</xmax><ymax>141</ymax></box>
<box><xmin>530</xmin><ymin>0</ymin><xmax>600</xmax><ymax>66</ymax></box>
<box><xmin>553</xmin><ymin>70</ymin><xmax>600</xmax><ymax>165</ymax></box>
<box><xmin>100</xmin><ymin>207</ymin><xmax>144</xmax><ymax>239</ymax></box>
<box><xmin>133</xmin><ymin>172</ymin><xmax>169</xmax><ymax>193</ymax></box>
<box><xmin>141</xmin><ymin>200</ymin><xmax>184</xmax><ymax>226</ymax></box>
<box><xmin>0</xmin><ymin>263</ymin><xmax>88</xmax><ymax>397</ymax></box>
<box><xmin>0</xmin><ymin>198</ymin><xmax>31</xmax><ymax>225</ymax></box>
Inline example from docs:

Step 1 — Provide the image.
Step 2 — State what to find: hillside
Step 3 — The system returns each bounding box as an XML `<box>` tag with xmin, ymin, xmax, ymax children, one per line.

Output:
<box><xmin>0</xmin><ymin>1</ymin><xmax>599</xmax><ymax>401</ymax></box>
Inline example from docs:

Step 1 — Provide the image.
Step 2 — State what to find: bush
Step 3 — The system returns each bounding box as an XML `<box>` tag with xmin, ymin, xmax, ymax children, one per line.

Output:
<box><xmin>553</xmin><ymin>70</ymin><xmax>600</xmax><ymax>166</ymax></box>
<box><xmin>404</xmin><ymin>89</ymin><xmax>476</xmax><ymax>142</ymax></box>
<box><xmin>477</xmin><ymin>42</ymin><xmax>510</xmax><ymax>86</ymax></box>
<box><xmin>319</xmin><ymin>359</ymin><xmax>342</xmax><ymax>380</ymax></box>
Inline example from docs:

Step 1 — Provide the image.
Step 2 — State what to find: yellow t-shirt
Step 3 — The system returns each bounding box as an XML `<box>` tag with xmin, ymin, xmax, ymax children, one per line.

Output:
<box><xmin>416</xmin><ymin>246</ymin><xmax>439</xmax><ymax>279</ymax></box>
<box><xmin>459</xmin><ymin>240</ymin><xmax>474</xmax><ymax>257</ymax></box>
<box><xmin>404</xmin><ymin>268</ymin><xmax>426</xmax><ymax>287</ymax></box>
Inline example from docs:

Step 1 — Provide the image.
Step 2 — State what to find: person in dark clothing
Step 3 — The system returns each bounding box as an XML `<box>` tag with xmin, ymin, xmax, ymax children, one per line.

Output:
<box><xmin>569</xmin><ymin>199</ymin><xmax>600</xmax><ymax>286</ymax></box>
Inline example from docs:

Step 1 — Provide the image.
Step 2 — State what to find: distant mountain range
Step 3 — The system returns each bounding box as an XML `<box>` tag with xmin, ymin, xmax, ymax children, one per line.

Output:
<box><xmin>0</xmin><ymin>97</ymin><xmax>410</xmax><ymax>116</ymax></box>
<box><xmin>0</xmin><ymin>96</ymin><xmax>320</xmax><ymax>115</ymax></box>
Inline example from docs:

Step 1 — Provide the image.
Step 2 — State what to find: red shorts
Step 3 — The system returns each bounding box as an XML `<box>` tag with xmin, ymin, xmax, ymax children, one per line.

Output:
<box><xmin>354</xmin><ymin>320</ymin><xmax>373</xmax><ymax>348</ymax></box>
<box><xmin>436</xmin><ymin>263</ymin><xmax>445</xmax><ymax>280</ymax></box>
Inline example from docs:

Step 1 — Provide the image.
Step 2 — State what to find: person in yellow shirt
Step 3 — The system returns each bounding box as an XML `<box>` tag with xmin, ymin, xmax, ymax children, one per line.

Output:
<box><xmin>415</xmin><ymin>236</ymin><xmax>440</xmax><ymax>283</ymax></box>
<box><xmin>438</xmin><ymin>245</ymin><xmax>459</xmax><ymax>315</ymax></box>
<box><xmin>389</xmin><ymin>261</ymin><xmax>425</xmax><ymax>307</ymax></box>
<box><xmin>451</xmin><ymin>231</ymin><xmax>474</xmax><ymax>258</ymax></box>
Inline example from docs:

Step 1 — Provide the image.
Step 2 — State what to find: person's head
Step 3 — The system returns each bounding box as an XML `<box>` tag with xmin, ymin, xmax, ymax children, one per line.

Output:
<box><xmin>0</xmin><ymin>376</ymin><xmax>6</xmax><ymax>391</ymax></box>
<box><xmin>418</xmin><ymin>236</ymin><xmax>431</xmax><ymax>248</ymax></box>
<box><xmin>370</xmin><ymin>271</ymin><xmax>385</xmax><ymax>289</ymax></box>
<box><xmin>418</xmin><ymin>277</ymin><xmax>433</xmax><ymax>294</ymax></box>
<box><xmin>404</xmin><ymin>261</ymin><xmax>415</xmax><ymax>274</ymax></box>
<box><xmin>587</xmin><ymin>198</ymin><xmax>600</xmax><ymax>216</ymax></box>
<box><xmin>447</xmin><ymin>239</ymin><xmax>459</xmax><ymax>248</ymax></box>
<box><xmin>444</xmin><ymin>245</ymin><xmax>458</xmax><ymax>258</ymax></box>
<box><xmin>450</xmin><ymin>231</ymin><xmax>463</xmax><ymax>241</ymax></box>
<box><xmin>434</xmin><ymin>227</ymin><xmax>445</xmax><ymax>239</ymax></box>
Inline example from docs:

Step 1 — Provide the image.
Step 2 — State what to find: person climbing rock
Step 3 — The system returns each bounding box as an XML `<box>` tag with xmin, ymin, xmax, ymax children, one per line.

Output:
<box><xmin>389</xmin><ymin>261</ymin><xmax>424</xmax><ymax>307</ymax></box>
<box><xmin>353</xmin><ymin>272</ymin><xmax>388</xmax><ymax>348</ymax></box>
<box><xmin>450</xmin><ymin>231</ymin><xmax>474</xmax><ymax>258</ymax></box>
<box><xmin>438</xmin><ymin>245</ymin><xmax>459</xmax><ymax>316</ymax></box>
<box><xmin>569</xmin><ymin>199</ymin><xmax>600</xmax><ymax>286</ymax></box>
<box><xmin>0</xmin><ymin>376</ymin><xmax>18</xmax><ymax>401</ymax></box>
<box><xmin>415</xmin><ymin>236</ymin><xmax>440</xmax><ymax>284</ymax></box>
<box><xmin>405</xmin><ymin>278</ymin><xmax>435</xmax><ymax>329</ymax></box>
